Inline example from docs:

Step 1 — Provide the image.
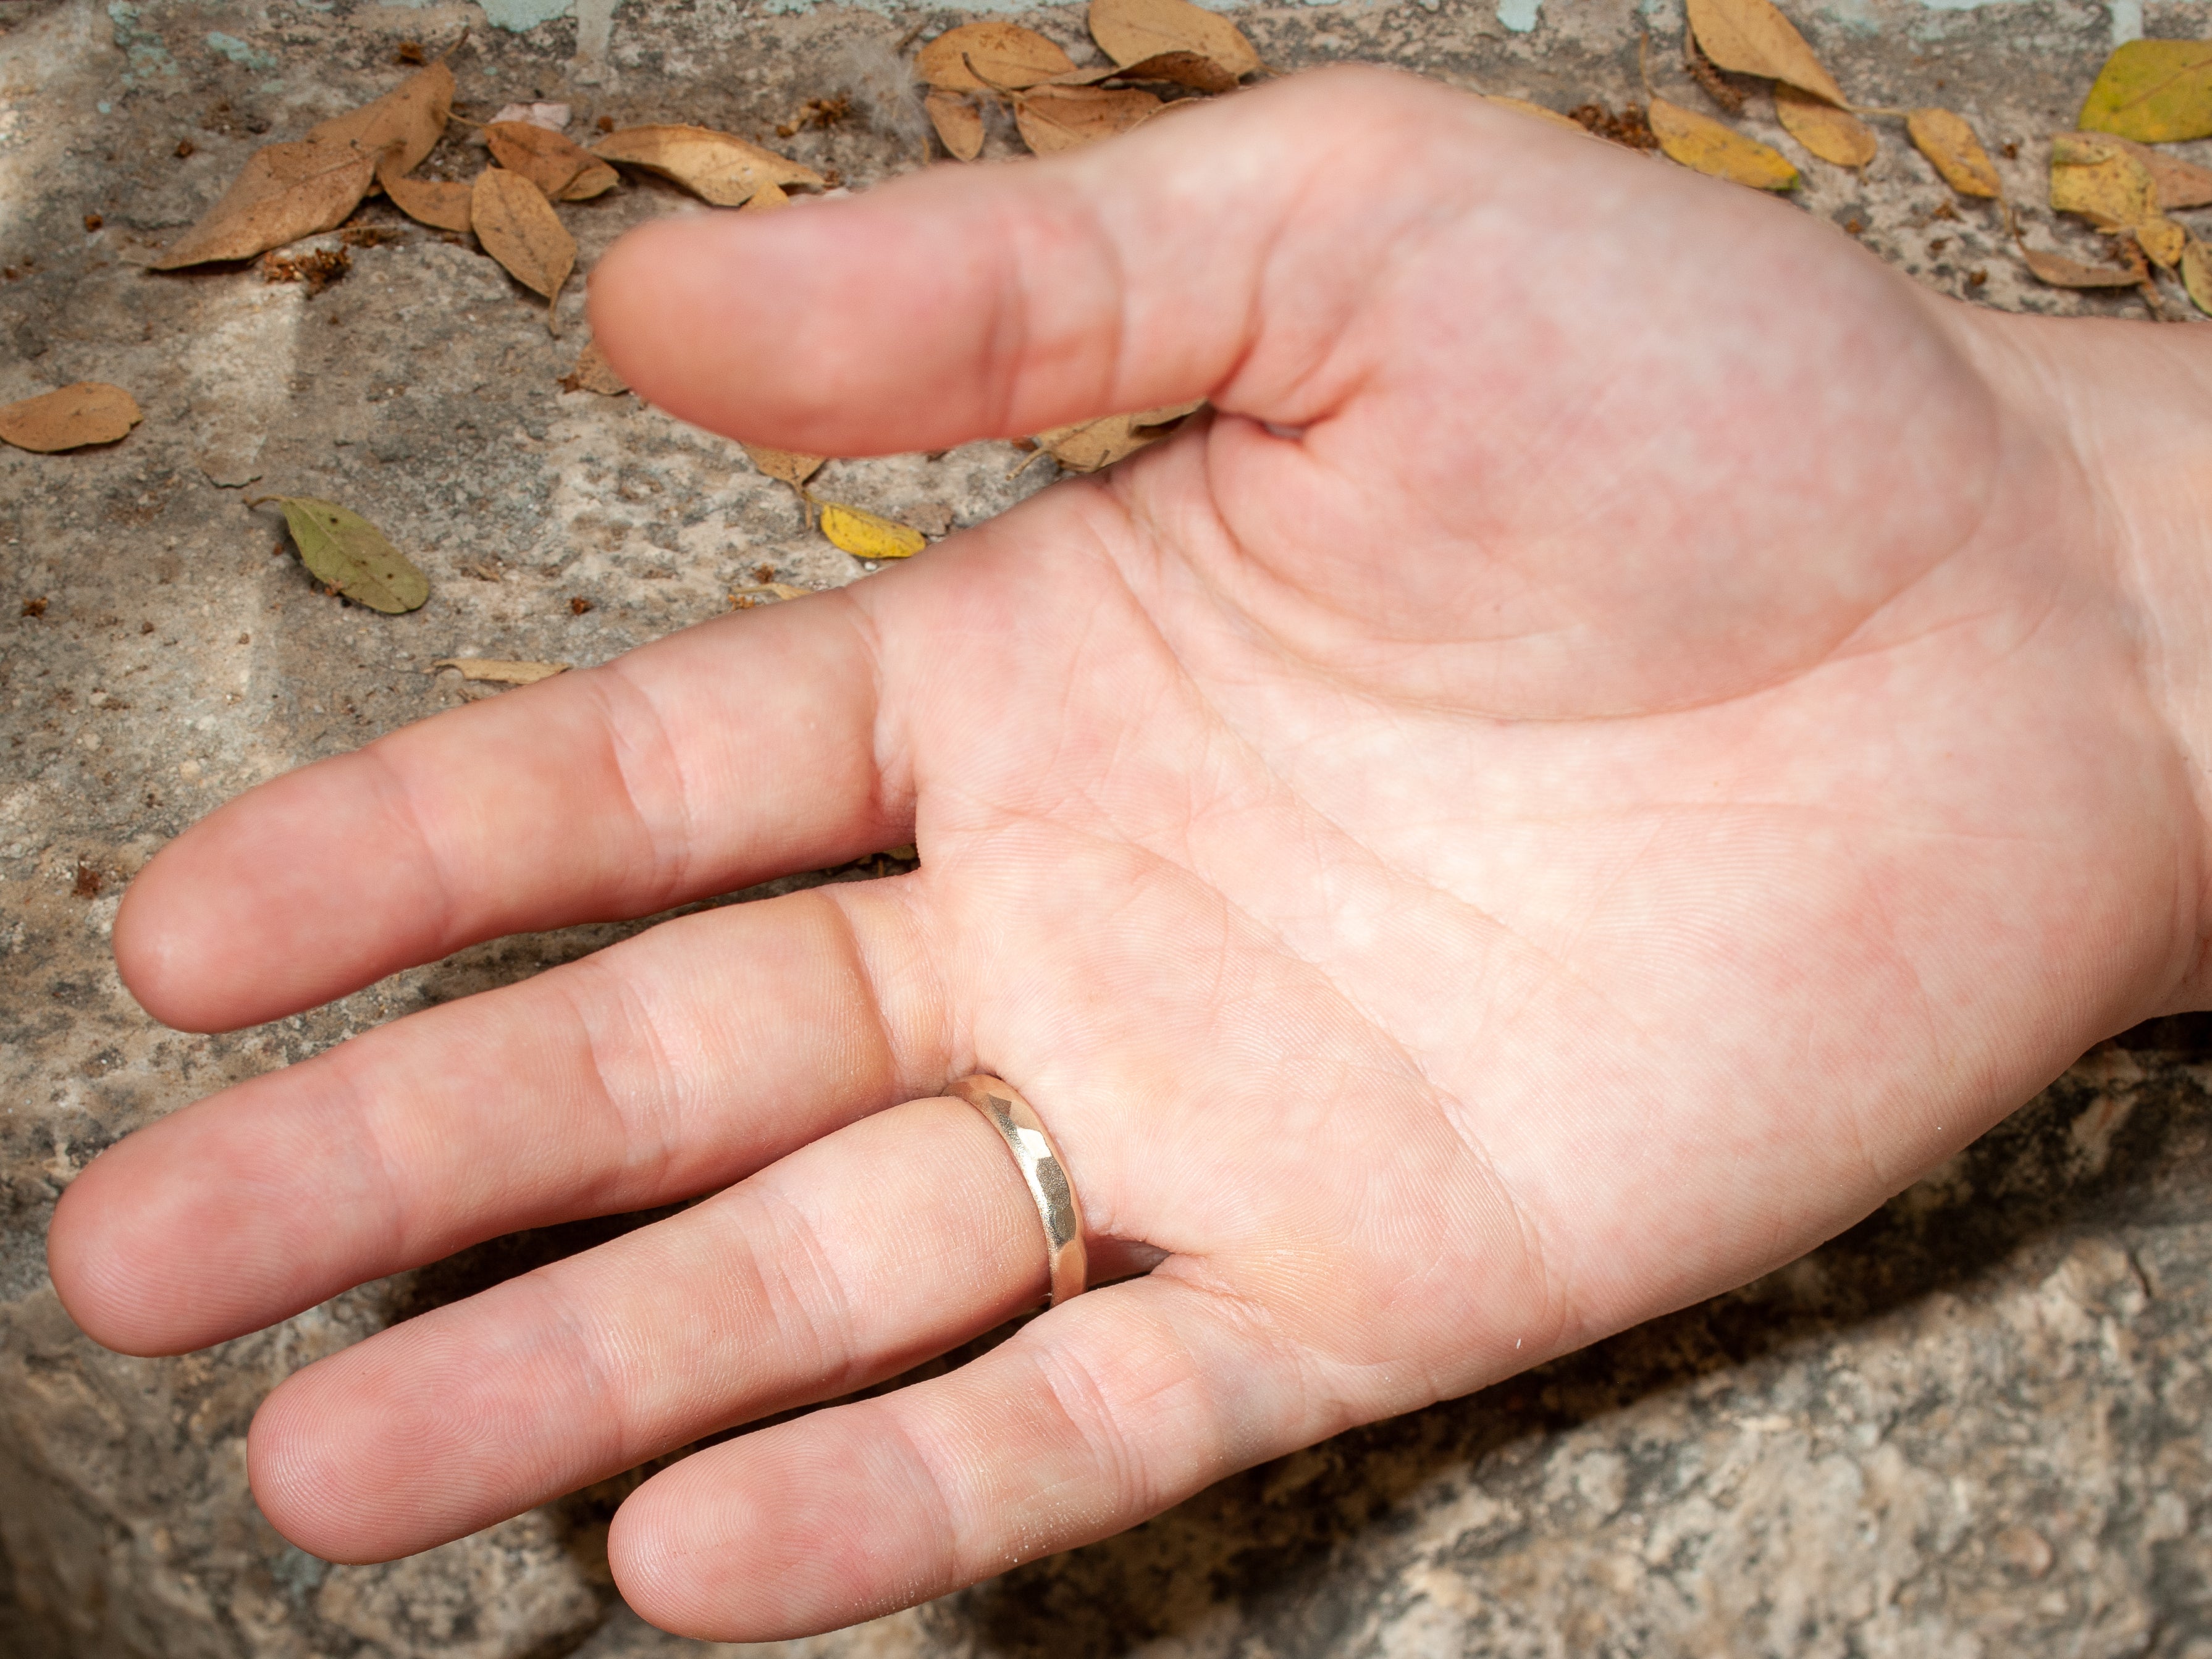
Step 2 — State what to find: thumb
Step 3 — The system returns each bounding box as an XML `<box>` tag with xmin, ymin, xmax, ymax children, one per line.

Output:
<box><xmin>585</xmin><ymin>65</ymin><xmax>1503</xmax><ymax>456</ymax></box>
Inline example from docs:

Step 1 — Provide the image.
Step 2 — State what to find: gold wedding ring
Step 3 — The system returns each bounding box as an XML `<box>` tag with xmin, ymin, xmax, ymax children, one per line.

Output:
<box><xmin>949</xmin><ymin>1075</ymin><xmax>1087</xmax><ymax>1308</ymax></box>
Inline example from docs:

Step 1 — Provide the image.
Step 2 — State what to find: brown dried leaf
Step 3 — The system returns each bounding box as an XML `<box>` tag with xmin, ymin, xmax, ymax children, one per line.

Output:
<box><xmin>434</xmin><ymin>658</ymin><xmax>570</xmax><ymax>685</ymax></box>
<box><xmin>1088</xmin><ymin>0</ymin><xmax>1259</xmax><ymax>80</ymax></box>
<box><xmin>1775</xmin><ymin>83</ymin><xmax>1876</xmax><ymax>166</ymax></box>
<box><xmin>1482</xmin><ymin>94</ymin><xmax>1588</xmax><ymax>132</ymax></box>
<box><xmin>151</xmin><ymin>139</ymin><xmax>377</xmax><ymax>268</ymax></box>
<box><xmin>309</xmin><ymin>61</ymin><xmax>455</xmax><ymax>178</ymax></box>
<box><xmin>1683</xmin><ymin>0</ymin><xmax>1848</xmax><ymax>106</ymax></box>
<box><xmin>1108</xmin><ymin>51</ymin><xmax>1242</xmax><ymax>93</ymax></box>
<box><xmin>487</xmin><ymin>121</ymin><xmax>616</xmax><ymax>200</ymax></box>
<box><xmin>742</xmin><ymin>182</ymin><xmax>791</xmax><ymax>214</ymax></box>
<box><xmin>1016</xmin><ymin>85</ymin><xmax>1162</xmax><ymax>155</ymax></box>
<box><xmin>927</xmin><ymin>90</ymin><xmax>986</xmax><ymax>161</ymax></box>
<box><xmin>1906</xmin><ymin>107</ymin><xmax>2001</xmax><ymax>199</ymax></box>
<box><xmin>376</xmin><ymin>153</ymin><xmax>471</xmax><ymax>232</ymax></box>
<box><xmin>1648</xmin><ymin>97</ymin><xmax>1799</xmax><ymax>190</ymax></box>
<box><xmin>471</xmin><ymin>167</ymin><xmax>574</xmax><ymax>327</ymax></box>
<box><xmin>592</xmin><ymin>124</ymin><xmax>823</xmax><ymax>207</ymax></box>
<box><xmin>2050</xmin><ymin>132</ymin><xmax>2156</xmax><ymax>228</ymax></box>
<box><xmin>0</xmin><ymin>383</ymin><xmax>142</xmax><ymax>453</ymax></box>
<box><xmin>744</xmin><ymin>445</ymin><xmax>825</xmax><ymax>489</ymax></box>
<box><xmin>1037</xmin><ymin>399</ymin><xmax>1201</xmax><ymax>471</ymax></box>
<box><xmin>2018</xmin><ymin>242</ymin><xmax>2147</xmax><ymax>287</ymax></box>
<box><xmin>2056</xmin><ymin>130</ymin><xmax>2212</xmax><ymax>209</ymax></box>
<box><xmin>558</xmin><ymin>340</ymin><xmax>629</xmax><ymax>395</ymax></box>
<box><xmin>915</xmin><ymin>23</ymin><xmax>1075</xmax><ymax>92</ymax></box>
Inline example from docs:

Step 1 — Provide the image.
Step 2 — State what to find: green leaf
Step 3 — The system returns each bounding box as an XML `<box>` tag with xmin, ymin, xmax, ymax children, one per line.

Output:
<box><xmin>2079</xmin><ymin>40</ymin><xmax>2212</xmax><ymax>143</ymax></box>
<box><xmin>259</xmin><ymin>496</ymin><xmax>430</xmax><ymax>613</ymax></box>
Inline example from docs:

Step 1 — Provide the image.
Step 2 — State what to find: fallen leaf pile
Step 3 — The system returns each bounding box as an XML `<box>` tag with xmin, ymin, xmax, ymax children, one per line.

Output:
<box><xmin>914</xmin><ymin>0</ymin><xmax>1263</xmax><ymax>161</ymax></box>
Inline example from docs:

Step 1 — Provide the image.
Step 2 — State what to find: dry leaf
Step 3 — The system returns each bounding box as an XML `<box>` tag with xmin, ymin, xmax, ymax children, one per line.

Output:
<box><xmin>592</xmin><ymin>125</ymin><xmax>823</xmax><ymax>207</ymax></box>
<box><xmin>471</xmin><ymin>166</ymin><xmax>575</xmax><ymax>326</ymax></box>
<box><xmin>2138</xmin><ymin>214</ymin><xmax>2188</xmax><ymax>267</ymax></box>
<box><xmin>730</xmin><ymin>582</ymin><xmax>811</xmax><ymax>602</ymax></box>
<box><xmin>151</xmin><ymin>140</ymin><xmax>377</xmax><ymax>268</ymax></box>
<box><xmin>1647</xmin><ymin>97</ymin><xmax>1799</xmax><ymax>190</ymax></box>
<box><xmin>1683</xmin><ymin>0</ymin><xmax>1848</xmax><ymax>106</ymax></box>
<box><xmin>1088</xmin><ymin>0</ymin><xmax>1259</xmax><ymax>81</ymax></box>
<box><xmin>1906</xmin><ymin>108</ymin><xmax>2001</xmax><ymax>199</ymax></box>
<box><xmin>2183</xmin><ymin>235</ymin><xmax>2212</xmax><ymax>314</ymax></box>
<box><xmin>254</xmin><ymin>495</ymin><xmax>430</xmax><ymax>613</ymax></box>
<box><xmin>309</xmin><ymin>61</ymin><xmax>455</xmax><ymax>179</ymax></box>
<box><xmin>2017</xmin><ymin>242</ymin><xmax>2147</xmax><ymax>288</ymax></box>
<box><xmin>376</xmin><ymin>154</ymin><xmax>471</xmax><ymax>232</ymax></box>
<box><xmin>744</xmin><ymin>445</ymin><xmax>825</xmax><ymax>488</ymax></box>
<box><xmin>1482</xmin><ymin>94</ymin><xmax>1588</xmax><ymax>133</ymax></box>
<box><xmin>927</xmin><ymin>90</ymin><xmax>987</xmax><ymax>160</ymax></box>
<box><xmin>1108</xmin><ymin>51</ymin><xmax>1243</xmax><ymax>94</ymax></box>
<box><xmin>2058</xmin><ymin>130</ymin><xmax>2212</xmax><ymax>209</ymax></box>
<box><xmin>1775</xmin><ymin>83</ymin><xmax>1875</xmax><ymax>166</ymax></box>
<box><xmin>1016</xmin><ymin>85</ymin><xmax>1162</xmax><ymax>154</ymax></box>
<box><xmin>820</xmin><ymin>502</ymin><xmax>927</xmax><ymax>560</ymax></box>
<box><xmin>558</xmin><ymin>340</ymin><xmax>629</xmax><ymax>395</ymax></box>
<box><xmin>2050</xmin><ymin>132</ymin><xmax>2157</xmax><ymax>228</ymax></box>
<box><xmin>2078</xmin><ymin>40</ymin><xmax>2212</xmax><ymax>143</ymax></box>
<box><xmin>487</xmin><ymin>121</ymin><xmax>618</xmax><ymax>201</ymax></box>
<box><xmin>1036</xmin><ymin>399</ymin><xmax>1202</xmax><ymax>471</ymax></box>
<box><xmin>915</xmin><ymin>23</ymin><xmax>1075</xmax><ymax>92</ymax></box>
<box><xmin>0</xmin><ymin>383</ymin><xmax>142</xmax><ymax>453</ymax></box>
<box><xmin>434</xmin><ymin>658</ymin><xmax>569</xmax><ymax>684</ymax></box>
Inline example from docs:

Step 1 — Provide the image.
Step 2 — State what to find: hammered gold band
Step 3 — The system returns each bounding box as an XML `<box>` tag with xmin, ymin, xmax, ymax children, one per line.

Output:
<box><xmin>949</xmin><ymin>1075</ymin><xmax>1087</xmax><ymax>1308</ymax></box>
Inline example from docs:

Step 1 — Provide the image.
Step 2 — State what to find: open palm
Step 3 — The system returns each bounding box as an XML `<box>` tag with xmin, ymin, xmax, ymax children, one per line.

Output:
<box><xmin>48</xmin><ymin>68</ymin><xmax>2207</xmax><ymax>1640</ymax></box>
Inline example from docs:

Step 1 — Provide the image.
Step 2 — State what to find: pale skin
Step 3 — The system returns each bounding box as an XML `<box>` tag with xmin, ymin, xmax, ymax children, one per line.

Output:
<box><xmin>43</xmin><ymin>67</ymin><xmax>2212</xmax><ymax>1639</ymax></box>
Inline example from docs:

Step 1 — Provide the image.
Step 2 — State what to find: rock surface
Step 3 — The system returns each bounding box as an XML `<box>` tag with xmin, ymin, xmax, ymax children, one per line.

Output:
<box><xmin>4</xmin><ymin>0</ymin><xmax>2210</xmax><ymax>1655</ymax></box>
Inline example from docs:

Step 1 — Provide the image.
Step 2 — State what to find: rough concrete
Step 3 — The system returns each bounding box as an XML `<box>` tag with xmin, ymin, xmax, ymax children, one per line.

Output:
<box><xmin>2</xmin><ymin>0</ymin><xmax>2210</xmax><ymax>1653</ymax></box>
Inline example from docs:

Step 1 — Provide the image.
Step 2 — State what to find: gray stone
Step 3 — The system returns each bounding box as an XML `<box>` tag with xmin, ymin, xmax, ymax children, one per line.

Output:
<box><xmin>4</xmin><ymin>0</ymin><xmax>2211</xmax><ymax>1655</ymax></box>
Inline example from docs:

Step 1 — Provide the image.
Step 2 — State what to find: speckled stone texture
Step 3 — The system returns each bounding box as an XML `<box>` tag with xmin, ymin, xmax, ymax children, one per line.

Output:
<box><xmin>4</xmin><ymin>0</ymin><xmax>2210</xmax><ymax>1653</ymax></box>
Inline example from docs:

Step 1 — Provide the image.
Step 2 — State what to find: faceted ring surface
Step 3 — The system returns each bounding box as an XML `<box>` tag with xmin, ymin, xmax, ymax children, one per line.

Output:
<box><xmin>948</xmin><ymin>1075</ymin><xmax>1088</xmax><ymax>1308</ymax></box>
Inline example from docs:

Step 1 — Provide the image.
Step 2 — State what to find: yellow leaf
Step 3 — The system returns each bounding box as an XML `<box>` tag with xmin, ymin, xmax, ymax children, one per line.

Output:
<box><xmin>915</xmin><ymin>23</ymin><xmax>1075</xmax><ymax>91</ymax></box>
<box><xmin>1683</xmin><ymin>0</ymin><xmax>1848</xmax><ymax>106</ymax></box>
<box><xmin>471</xmin><ymin>167</ymin><xmax>575</xmax><ymax>329</ymax></box>
<box><xmin>591</xmin><ymin>125</ymin><xmax>823</xmax><ymax>207</ymax></box>
<box><xmin>1014</xmin><ymin>85</ymin><xmax>1162</xmax><ymax>155</ymax></box>
<box><xmin>1905</xmin><ymin>108</ymin><xmax>2001</xmax><ymax>198</ymax></box>
<box><xmin>2138</xmin><ymin>215</ymin><xmax>2187</xmax><ymax>267</ymax></box>
<box><xmin>0</xmin><ymin>383</ymin><xmax>141</xmax><ymax>453</ymax></box>
<box><xmin>1647</xmin><ymin>97</ymin><xmax>1799</xmax><ymax>190</ymax></box>
<box><xmin>2078</xmin><ymin>39</ymin><xmax>2212</xmax><ymax>143</ymax></box>
<box><xmin>820</xmin><ymin>503</ymin><xmax>927</xmax><ymax>560</ymax></box>
<box><xmin>927</xmin><ymin>90</ymin><xmax>987</xmax><ymax>161</ymax></box>
<box><xmin>2058</xmin><ymin>129</ymin><xmax>2212</xmax><ymax>208</ymax></box>
<box><xmin>1775</xmin><ymin>83</ymin><xmax>1875</xmax><ymax>165</ymax></box>
<box><xmin>2050</xmin><ymin>132</ymin><xmax>2156</xmax><ymax>229</ymax></box>
<box><xmin>434</xmin><ymin>659</ymin><xmax>570</xmax><ymax>685</ymax></box>
<box><xmin>1481</xmin><ymin>95</ymin><xmax>1588</xmax><ymax>133</ymax></box>
<box><xmin>1087</xmin><ymin>0</ymin><xmax>1260</xmax><ymax>81</ymax></box>
<box><xmin>2182</xmin><ymin>235</ymin><xmax>2212</xmax><ymax>313</ymax></box>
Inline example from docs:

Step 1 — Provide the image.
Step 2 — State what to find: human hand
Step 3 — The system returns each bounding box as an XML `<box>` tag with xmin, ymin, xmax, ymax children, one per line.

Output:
<box><xmin>47</xmin><ymin>67</ymin><xmax>2212</xmax><ymax>1639</ymax></box>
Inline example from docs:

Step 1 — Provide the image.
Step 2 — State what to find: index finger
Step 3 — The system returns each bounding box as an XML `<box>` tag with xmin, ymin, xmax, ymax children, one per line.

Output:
<box><xmin>116</xmin><ymin>589</ymin><xmax>907</xmax><ymax>1031</ymax></box>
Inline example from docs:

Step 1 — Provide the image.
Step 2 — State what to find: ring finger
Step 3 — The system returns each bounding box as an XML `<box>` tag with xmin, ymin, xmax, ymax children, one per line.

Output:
<box><xmin>247</xmin><ymin>1092</ymin><xmax>1068</xmax><ymax>1563</ymax></box>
